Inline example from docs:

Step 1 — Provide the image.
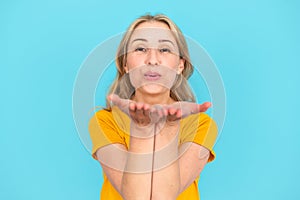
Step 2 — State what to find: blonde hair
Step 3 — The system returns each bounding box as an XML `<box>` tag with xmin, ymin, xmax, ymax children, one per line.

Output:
<box><xmin>106</xmin><ymin>14</ymin><xmax>195</xmax><ymax>109</ymax></box>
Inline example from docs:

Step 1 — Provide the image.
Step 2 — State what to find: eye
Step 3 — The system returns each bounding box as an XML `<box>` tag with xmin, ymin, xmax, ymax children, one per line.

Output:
<box><xmin>159</xmin><ymin>48</ymin><xmax>171</xmax><ymax>53</ymax></box>
<box><xmin>135</xmin><ymin>47</ymin><xmax>147</xmax><ymax>52</ymax></box>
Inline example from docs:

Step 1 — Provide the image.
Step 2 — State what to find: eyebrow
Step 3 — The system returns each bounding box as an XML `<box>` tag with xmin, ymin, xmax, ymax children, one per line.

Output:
<box><xmin>131</xmin><ymin>38</ymin><xmax>148</xmax><ymax>43</ymax></box>
<box><xmin>158</xmin><ymin>39</ymin><xmax>175</xmax><ymax>46</ymax></box>
<box><xmin>131</xmin><ymin>38</ymin><xmax>175</xmax><ymax>46</ymax></box>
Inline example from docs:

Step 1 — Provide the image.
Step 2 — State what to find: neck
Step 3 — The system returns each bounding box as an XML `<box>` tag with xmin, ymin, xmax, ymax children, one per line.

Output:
<box><xmin>133</xmin><ymin>90</ymin><xmax>175</xmax><ymax>105</ymax></box>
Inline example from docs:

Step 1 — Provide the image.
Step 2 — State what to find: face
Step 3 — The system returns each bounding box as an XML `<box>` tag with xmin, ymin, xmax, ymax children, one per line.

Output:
<box><xmin>124</xmin><ymin>21</ymin><xmax>185</xmax><ymax>96</ymax></box>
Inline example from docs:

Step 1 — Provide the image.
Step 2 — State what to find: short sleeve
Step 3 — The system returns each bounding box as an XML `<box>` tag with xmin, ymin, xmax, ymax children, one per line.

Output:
<box><xmin>179</xmin><ymin>113</ymin><xmax>218</xmax><ymax>162</ymax></box>
<box><xmin>88</xmin><ymin>109</ymin><xmax>128</xmax><ymax>160</ymax></box>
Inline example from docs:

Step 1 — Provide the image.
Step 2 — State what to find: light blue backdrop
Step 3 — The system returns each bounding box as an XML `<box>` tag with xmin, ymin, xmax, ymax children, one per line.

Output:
<box><xmin>1</xmin><ymin>0</ymin><xmax>299</xmax><ymax>199</ymax></box>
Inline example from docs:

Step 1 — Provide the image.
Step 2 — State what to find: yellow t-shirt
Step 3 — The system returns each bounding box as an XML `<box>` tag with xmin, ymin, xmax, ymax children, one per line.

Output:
<box><xmin>89</xmin><ymin>106</ymin><xmax>218</xmax><ymax>200</ymax></box>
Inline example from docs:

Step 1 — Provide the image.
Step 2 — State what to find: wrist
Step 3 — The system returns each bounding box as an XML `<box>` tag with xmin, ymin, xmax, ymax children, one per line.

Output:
<box><xmin>130</xmin><ymin>122</ymin><xmax>155</xmax><ymax>139</ymax></box>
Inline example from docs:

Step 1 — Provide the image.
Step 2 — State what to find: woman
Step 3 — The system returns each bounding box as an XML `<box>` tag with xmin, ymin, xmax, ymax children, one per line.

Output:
<box><xmin>89</xmin><ymin>14</ymin><xmax>218</xmax><ymax>200</ymax></box>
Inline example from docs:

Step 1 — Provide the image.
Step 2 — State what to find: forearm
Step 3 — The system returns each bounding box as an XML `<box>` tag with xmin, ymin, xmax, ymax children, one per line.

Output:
<box><xmin>151</xmin><ymin>160</ymin><xmax>180</xmax><ymax>200</ymax></box>
<box><xmin>121</xmin><ymin>122</ymin><xmax>182</xmax><ymax>199</ymax></box>
<box><xmin>121</xmin><ymin>135</ymin><xmax>154</xmax><ymax>200</ymax></box>
<box><xmin>178</xmin><ymin>143</ymin><xmax>210</xmax><ymax>193</ymax></box>
<box><xmin>151</xmin><ymin>123</ymin><xmax>181</xmax><ymax>199</ymax></box>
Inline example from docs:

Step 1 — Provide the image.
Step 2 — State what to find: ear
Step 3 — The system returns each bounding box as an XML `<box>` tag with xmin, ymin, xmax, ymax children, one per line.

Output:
<box><xmin>123</xmin><ymin>56</ymin><xmax>129</xmax><ymax>73</ymax></box>
<box><xmin>124</xmin><ymin>64</ymin><xmax>129</xmax><ymax>73</ymax></box>
<box><xmin>177</xmin><ymin>58</ymin><xmax>185</xmax><ymax>74</ymax></box>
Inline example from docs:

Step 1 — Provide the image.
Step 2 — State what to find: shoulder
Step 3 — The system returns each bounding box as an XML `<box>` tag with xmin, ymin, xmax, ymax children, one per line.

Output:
<box><xmin>89</xmin><ymin>106</ymin><xmax>130</xmax><ymax>134</ymax></box>
<box><xmin>179</xmin><ymin>113</ymin><xmax>218</xmax><ymax>147</ymax></box>
<box><xmin>90</xmin><ymin>107</ymin><xmax>126</xmax><ymax>122</ymax></box>
<box><xmin>89</xmin><ymin>107</ymin><xmax>129</xmax><ymax>158</ymax></box>
<box><xmin>181</xmin><ymin>112</ymin><xmax>217</xmax><ymax>130</ymax></box>
<box><xmin>89</xmin><ymin>108</ymin><xmax>112</xmax><ymax>132</ymax></box>
<box><xmin>92</xmin><ymin>108</ymin><xmax>112</xmax><ymax>120</ymax></box>
<box><xmin>179</xmin><ymin>113</ymin><xmax>218</xmax><ymax>162</ymax></box>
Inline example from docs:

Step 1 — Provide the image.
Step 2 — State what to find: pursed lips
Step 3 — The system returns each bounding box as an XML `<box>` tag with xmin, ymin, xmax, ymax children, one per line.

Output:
<box><xmin>144</xmin><ymin>71</ymin><xmax>161</xmax><ymax>81</ymax></box>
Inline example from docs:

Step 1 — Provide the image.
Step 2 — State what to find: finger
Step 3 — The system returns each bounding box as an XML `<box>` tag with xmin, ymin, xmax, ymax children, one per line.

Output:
<box><xmin>129</xmin><ymin>102</ymin><xmax>137</xmax><ymax>119</ymax></box>
<box><xmin>107</xmin><ymin>94</ymin><xmax>119</xmax><ymax>104</ymax></box>
<box><xmin>133</xmin><ymin>103</ymin><xmax>152</xmax><ymax>126</ymax></box>
<box><xmin>135</xmin><ymin>102</ymin><xmax>145</xmax><ymax>118</ymax></box>
<box><xmin>149</xmin><ymin>106</ymin><xmax>157</xmax><ymax>121</ymax></box>
<box><xmin>150</xmin><ymin>105</ymin><xmax>158</xmax><ymax>113</ymax></box>
<box><xmin>166</xmin><ymin>107</ymin><xmax>179</xmax><ymax>122</ymax></box>
<box><xmin>163</xmin><ymin>107</ymin><xmax>168</xmax><ymax>116</ymax></box>
<box><xmin>140</xmin><ymin>103</ymin><xmax>151</xmax><ymax>119</ymax></box>
<box><xmin>108</xmin><ymin>94</ymin><xmax>129</xmax><ymax>109</ymax></box>
<box><xmin>149</xmin><ymin>105</ymin><xmax>164</xmax><ymax>123</ymax></box>
<box><xmin>143</xmin><ymin>104</ymin><xmax>150</xmax><ymax>117</ymax></box>
<box><xmin>184</xmin><ymin>102</ymin><xmax>211</xmax><ymax>115</ymax></box>
<box><xmin>198</xmin><ymin>102</ymin><xmax>212</xmax><ymax>113</ymax></box>
<box><xmin>167</xmin><ymin>113</ymin><xmax>178</xmax><ymax>122</ymax></box>
<box><xmin>168</xmin><ymin>107</ymin><xmax>177</xmax><ymax>115</ymax></box>
<box><xmin>129</xmin><ymin>102</ymin><xmax>136</xmax><ymax>111</ymax></box>
<box><xmin>173</xmin><ymin>108</ymin><xmax>182</xmax><ymax>120</ymax></box>
<box><xmin>136</xmin><ymin>102</ymin><xmax>144</xmax><ymax>110</ymax></box>
<box><xmin>143</xmin><ymin>103</ymin><xmax>150</xmax><ymax>111</ymax></box>
<box><xmin>108</xmin><ymin>94</ymin><xmax>138</xmax><ymax>118</ymax></box>
<box><xmin>159</xmin><ymin>104</ymin><xmax>169</xmax><ymax>116</ymax></box>
<box><xmin>175</xmin><ymin>109</ymin><xmax>182</xmax><ymax>118</ymax></box>
<box><xmin>153</xmin><ymin>106</ymin><xmax>163</xmax><ymax>118</ymax></box>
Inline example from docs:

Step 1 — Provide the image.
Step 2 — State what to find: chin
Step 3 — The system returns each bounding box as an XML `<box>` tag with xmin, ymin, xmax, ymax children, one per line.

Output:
<box><xmin>138</xmin><ymin>84</ymin><xmax>169</xmax><ymax>95</ymax></box>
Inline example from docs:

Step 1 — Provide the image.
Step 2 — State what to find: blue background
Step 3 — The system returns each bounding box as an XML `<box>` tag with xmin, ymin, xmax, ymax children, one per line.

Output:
<box><xmin>1</xmin><ymin>0</ymin><xmax>299</xmax><ymax>199</ymax></box>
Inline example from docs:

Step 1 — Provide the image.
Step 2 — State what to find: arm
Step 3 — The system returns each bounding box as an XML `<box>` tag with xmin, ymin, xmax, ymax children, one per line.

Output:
<box><xmin>95</xmin><ymin>96</ymin><xmax>158</xmax><ymax>200</ymax></box>
<box><xmin>96</xmin><ymin>138</ymin><xmax>154</xmax><ymax>200</ymax></box>
<box><xmin>178</xmin><ymin>142</ymin><xmax>210</xmax><ymax>193</ymax></box>
<box><xmin>96</xmin><ymin>95</ymin><xmax>213</xmax><ymax>199</ymax></box>
<box><xmin>150</xmin><ymin>102</ymin><xmax>213</xmax><ymax>198</ymax></box>
<box><xmin>150</xmin><ymin>125</ymin><xmax>210</xmax><ymax>199</ymax></box>
<box><xmin>95</xmin><ymin>144</ymin><xmax>126</xmax><ymax>194</ymax></box>
<box><xmin>96</xmin><ymin>141</ymin><xmax>210</xmax><ymax>199</ymax></box>
<box><xmin>94</xmin><ymin>107</ymin><xmax>180</xmax><ymax>200</ymax></box>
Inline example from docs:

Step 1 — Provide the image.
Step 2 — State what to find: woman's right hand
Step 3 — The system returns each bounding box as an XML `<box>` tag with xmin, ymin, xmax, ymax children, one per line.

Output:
<box><xmin>107</xmin><ymin>94</ymin><xmax>165</xmax><ymax>138</ymax></box>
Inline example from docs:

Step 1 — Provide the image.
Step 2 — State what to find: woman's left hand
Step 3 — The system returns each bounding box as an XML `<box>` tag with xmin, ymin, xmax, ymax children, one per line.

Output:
<box><xmin>163</xmin><ymin>101</ymin><xmax>211</xmax><ymax>123</ymax></box>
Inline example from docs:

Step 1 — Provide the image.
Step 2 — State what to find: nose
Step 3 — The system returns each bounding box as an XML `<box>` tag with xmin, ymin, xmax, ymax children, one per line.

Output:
<box><xmin>145</xmin><ymin>48</ymin><xmax>160</xmax><ymax>65</ymax></box>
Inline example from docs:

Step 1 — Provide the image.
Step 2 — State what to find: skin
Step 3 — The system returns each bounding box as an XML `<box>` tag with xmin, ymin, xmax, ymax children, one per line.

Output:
<box><xmin>96</xmin><ymin>21</ymin><xmax>212</xmax><ymax>200</ymax></box>
<box><xmin>125</xmin><ymin>21</ymin><xmax>184</xmax><ymax>105</ymax></box>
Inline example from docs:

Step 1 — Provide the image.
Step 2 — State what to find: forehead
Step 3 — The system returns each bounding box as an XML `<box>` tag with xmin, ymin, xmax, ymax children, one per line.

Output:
<box><xmin>129</xmin><ymin>21</ymin><xmax>176</xmax><ymax>44</ymax></box>
<box><xmin>136</xmin><ymin>21</ymin><xmax>170</xmax><ymax>29</ymax></box>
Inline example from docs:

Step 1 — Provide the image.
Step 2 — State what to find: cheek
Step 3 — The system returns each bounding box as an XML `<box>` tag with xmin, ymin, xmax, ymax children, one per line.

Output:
<box><xmin>162</xmin><ymin>56</ymin><xmax>180</xmax><ymax>68</ymax></box>
<box><xmin>126</xmin><ymin>54</ymin><xmax>144</xmax><ymax>68</ymax></box>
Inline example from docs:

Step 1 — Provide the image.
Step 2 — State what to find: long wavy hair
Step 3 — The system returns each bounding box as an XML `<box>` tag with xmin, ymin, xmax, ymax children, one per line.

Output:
<box><xmin>106</xmin><ymin>14</ymin><xmax>195</xmax><ymax>109</ymax></box>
